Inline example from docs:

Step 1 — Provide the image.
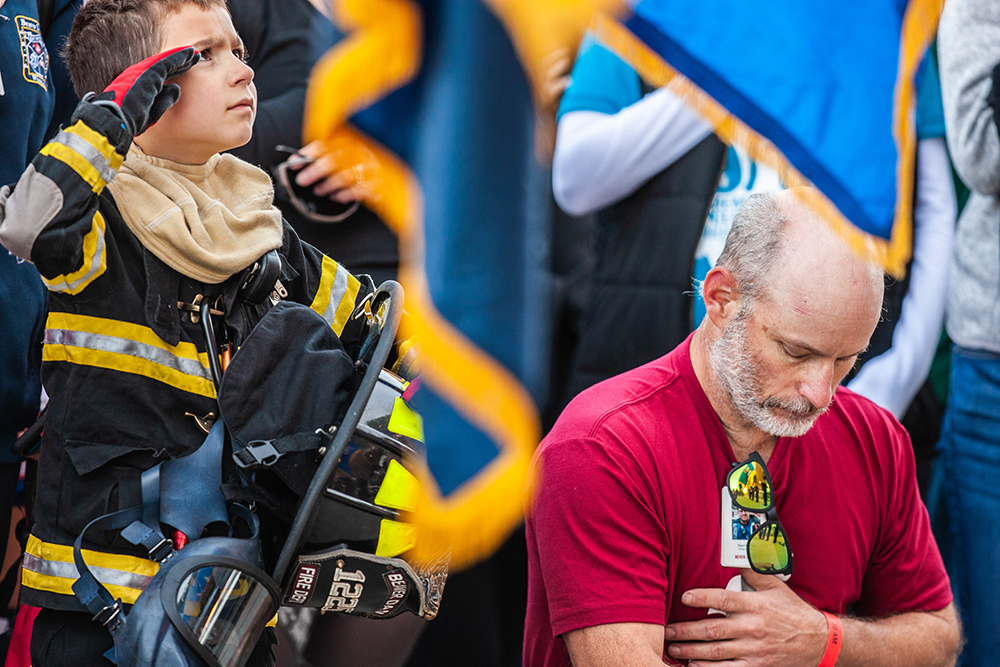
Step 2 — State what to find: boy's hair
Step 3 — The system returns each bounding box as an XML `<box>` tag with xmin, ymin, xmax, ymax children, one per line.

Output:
<box><xmin>65</xmin><ymin>0</ymin><xmax>226</xmax><ymax>98</ymax></box>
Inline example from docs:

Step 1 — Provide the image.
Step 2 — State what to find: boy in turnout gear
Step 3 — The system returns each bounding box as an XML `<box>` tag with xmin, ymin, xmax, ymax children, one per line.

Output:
<box><xmin>0</xmin><ymin>1</ymin><xmax>378</xmax><ymax>664</ymax></box>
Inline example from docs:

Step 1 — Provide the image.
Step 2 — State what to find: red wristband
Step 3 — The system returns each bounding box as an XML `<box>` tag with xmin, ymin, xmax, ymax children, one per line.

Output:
<box><xmin>817</xmin><ymin>611</ymin><xmax>842</xmax><ymax>667</ymax></box>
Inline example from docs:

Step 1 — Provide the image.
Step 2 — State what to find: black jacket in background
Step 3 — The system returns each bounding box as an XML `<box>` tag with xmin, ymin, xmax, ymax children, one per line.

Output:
<box><xmin>559</xmin><ymin>134</ymin><xmax>726</xmax><ymax>408</ymax></box>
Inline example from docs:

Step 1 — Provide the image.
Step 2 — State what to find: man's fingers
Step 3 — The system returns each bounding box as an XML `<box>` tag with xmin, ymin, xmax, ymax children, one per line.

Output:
<box><xmin>664</xmin><ymin>617</ymin><xmax>737</xmax><ymax>642</ymax></box>
<box><xmin>331</xmin><ymin>186</ymin><xmax>361</xmax><ymax>203</ymax></box>
<box><xmin>688</xmin><ymin>659</ymin><xmax>751</xmax><ymax>667</ymax></box>
<box><xmin>313</xmin><ymin>170</ymin><xmax>353</xmax><ymax>198</ymax></box>
<box><xmin>680</xmin><ymin>587</ymin><xmax>751</xmax><ymax>612</ymax></box>
<box><xmin>740</xmin><ymin>568</ymin><xmax>791</xmax><ymax>592</ymax></box>
<box><xmin>666</xmin><ymin>637</ymin><xmax>752</xmax><ymax>662</ymax></box>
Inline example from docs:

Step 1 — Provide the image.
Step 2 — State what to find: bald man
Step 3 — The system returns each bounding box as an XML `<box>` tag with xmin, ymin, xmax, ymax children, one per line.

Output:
<box><xmin>524</xmin><ymin>190</ymin><xmax>960</xmax><ymax>667</ymax></box>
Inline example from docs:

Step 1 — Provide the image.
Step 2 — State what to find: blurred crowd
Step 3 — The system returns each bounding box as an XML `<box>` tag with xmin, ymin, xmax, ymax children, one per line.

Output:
<box><xmin>1</xmin><ymin>0</ymin><xmax>999</xmax><ymax>665</ymax></box>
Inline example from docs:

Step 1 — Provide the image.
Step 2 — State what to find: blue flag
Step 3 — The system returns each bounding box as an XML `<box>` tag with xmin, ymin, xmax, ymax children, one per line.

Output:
<box><xmin>595</xmin><ymin>0</ymin><xmax>943</xmax><ymax>275</ymax></box>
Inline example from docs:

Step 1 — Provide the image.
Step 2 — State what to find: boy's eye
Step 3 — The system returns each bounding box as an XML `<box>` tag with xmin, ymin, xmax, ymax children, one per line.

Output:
<box><xmin>195</xmin><ymin>46</ymin><xmax>246</xmax><ymax>63</ymax></box>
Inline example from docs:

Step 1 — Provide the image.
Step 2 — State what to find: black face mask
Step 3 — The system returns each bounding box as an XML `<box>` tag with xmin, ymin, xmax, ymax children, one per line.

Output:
<box><xmin>103</xmin><ymin>506</ymin><xmax>280</xmax><ymax>667</ymax></box>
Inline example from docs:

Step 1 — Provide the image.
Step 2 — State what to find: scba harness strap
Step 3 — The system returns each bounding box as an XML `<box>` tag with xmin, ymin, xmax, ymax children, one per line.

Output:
<box><xmin>71</xmin><ymin>420</ymin><xmax>232</xmax><ymax>632</ymax></box>
<box><xmin>232</xmin><ymin>428</ymin><xmax>335</xmax><ymax>471</ymax></box>
<box><xmin>71</xmin><ymin>504</ymin><xmax>171</xmax><ymax>631</ymax></box>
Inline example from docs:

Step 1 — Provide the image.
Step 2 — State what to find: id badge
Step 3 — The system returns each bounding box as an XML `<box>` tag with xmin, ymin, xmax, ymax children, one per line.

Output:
<box><xmin>720</xmin><ymin>486</ymin><xmax>766</xmax><ymax>568</ymax></box>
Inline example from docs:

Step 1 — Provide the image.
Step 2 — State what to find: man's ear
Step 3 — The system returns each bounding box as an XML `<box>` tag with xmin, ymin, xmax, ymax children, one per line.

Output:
<box><xmin>702</xmin><ymin>266</ymin><xmax>743</xmax><ymax>328</ymax></box>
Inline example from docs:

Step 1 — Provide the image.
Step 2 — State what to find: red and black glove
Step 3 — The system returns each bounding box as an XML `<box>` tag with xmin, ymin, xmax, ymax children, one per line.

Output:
<box><xmin>71</xmin><ymin>46</ymin><xmax>200</xmax><ymax>154</ymax></box>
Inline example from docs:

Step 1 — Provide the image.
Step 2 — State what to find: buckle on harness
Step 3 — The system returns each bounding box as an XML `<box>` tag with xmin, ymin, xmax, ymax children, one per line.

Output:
<box><xmin>235</xmin><ymin>440</ymin><xmax>282</xmax><ymax>469</ymax></box>
<box><xmin>93</xmin><ymin>600</ymin><xmax>123</xmax><ymax>629</ymax></box>
<box><xmin>148</xmin><ymin>536</ymin><xmax>173</xmax><ymax>562</ymax></box>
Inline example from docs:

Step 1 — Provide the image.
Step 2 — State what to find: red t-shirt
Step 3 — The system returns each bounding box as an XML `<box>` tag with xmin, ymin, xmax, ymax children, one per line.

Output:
<box><xmin>524</xmin><ymin>335</ymin><xmax>952</xmax><ymax>667</ymax></box>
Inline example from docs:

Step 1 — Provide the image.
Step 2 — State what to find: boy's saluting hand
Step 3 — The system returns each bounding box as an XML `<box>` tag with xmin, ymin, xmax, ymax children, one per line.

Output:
<box><xmin>80</xmin><ymin>46</ymin><xmax>201</xmax><ymax>146</ymax></box>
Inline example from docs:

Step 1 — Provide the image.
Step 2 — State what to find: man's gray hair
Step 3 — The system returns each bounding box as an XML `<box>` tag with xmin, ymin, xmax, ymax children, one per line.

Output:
<box><xmin>714</xmin><ymin>191</ymin><xmax>789</xmax><ymax>305</ymax></box>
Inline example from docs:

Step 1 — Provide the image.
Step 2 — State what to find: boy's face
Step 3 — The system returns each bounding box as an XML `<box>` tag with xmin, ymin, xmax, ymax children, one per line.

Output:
<box><xmin>134</xmin><ymin>3</ymin><xmax>256</xmax><ymax>164</ymax></box>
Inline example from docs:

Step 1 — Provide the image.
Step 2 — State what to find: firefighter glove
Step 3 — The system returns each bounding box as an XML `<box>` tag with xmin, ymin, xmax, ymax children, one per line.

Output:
<box><xmin>72</xmin><ymin>46</ymin><xmax>200</xmax><ymax>154</ymax></box>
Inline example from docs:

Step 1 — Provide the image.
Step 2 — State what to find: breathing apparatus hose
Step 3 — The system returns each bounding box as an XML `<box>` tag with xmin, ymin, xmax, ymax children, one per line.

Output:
<box><xmin>270</xmin><ymin>280</ymin><xmax>404</xmax><ymax>587</ymax></box>
<box><xmin>200</xmin><ymin>300</ymin><xmax>225</xmax><ymax>394</ymax></box>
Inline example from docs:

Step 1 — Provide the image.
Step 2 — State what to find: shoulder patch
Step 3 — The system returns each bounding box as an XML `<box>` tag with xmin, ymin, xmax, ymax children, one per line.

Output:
<box><xmin>15</xmin><ymin>15</ymin><xmax>49</xmax><ymax>91</ymax></box>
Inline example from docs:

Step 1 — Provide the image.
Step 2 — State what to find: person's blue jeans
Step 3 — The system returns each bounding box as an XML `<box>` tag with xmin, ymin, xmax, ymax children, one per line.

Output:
<box><xmin>938</xmin><ymin>346</ymin><xmax>1000</xmax><ymax>666</ymax></box>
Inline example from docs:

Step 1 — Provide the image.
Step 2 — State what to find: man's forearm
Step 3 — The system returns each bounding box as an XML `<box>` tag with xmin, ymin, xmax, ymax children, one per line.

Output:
<box><xmin>839</xmin><ymin>603</ymin><xmax>960</xmax><ymax>667</ymax></box>
<box><xmin>565</xmin><ymin>622</ymin><xmax>670</xmax><ymax>667</ymax></box>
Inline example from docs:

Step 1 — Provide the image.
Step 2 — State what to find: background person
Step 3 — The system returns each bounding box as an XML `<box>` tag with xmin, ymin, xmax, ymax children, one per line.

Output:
<box><xmin>936</xmin><ymin>0</ymin><xmax>1000</xmax><ymax>663</ymax></box>
<box><xmin>0</xmin><ymin>0</ymin><xmax>81</xmax><ymax>662</ymax></box>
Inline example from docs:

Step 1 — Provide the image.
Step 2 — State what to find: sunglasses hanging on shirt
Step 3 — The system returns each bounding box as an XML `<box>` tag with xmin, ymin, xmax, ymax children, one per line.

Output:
<box><xmin>727</xmin><ymin>452</ymin><xmax>794</xmax><ymax>576</ymax></box>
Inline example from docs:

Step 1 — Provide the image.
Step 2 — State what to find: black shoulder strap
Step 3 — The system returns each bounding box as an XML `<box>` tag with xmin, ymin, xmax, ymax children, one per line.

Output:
<box><xmin>36</xmin><ymin>0</ymin><xmax>55</xmax><ymax>36</ymax></box>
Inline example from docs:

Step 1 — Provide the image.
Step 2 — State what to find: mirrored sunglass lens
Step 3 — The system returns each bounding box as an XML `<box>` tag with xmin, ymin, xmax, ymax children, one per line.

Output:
<box><xmin>747</xmin><ymin>523</ymin><xmax>790</xmax><ymax>573</ymax></box>
<box><xmin>727</xmin><ymin>461</ymin><xmax>772</xmax><ymax>511</ymax></box>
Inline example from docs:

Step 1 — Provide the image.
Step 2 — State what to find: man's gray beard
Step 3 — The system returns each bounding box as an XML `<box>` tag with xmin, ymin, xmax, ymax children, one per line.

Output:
<box><xmin>708</xmin><ymin>310</ymin><xmax>826</xmax><ymax>438</ymax></box>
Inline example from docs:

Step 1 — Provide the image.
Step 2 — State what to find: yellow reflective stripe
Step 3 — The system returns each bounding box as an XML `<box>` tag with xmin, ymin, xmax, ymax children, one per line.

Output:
<box><xmin>310</xmin><ymin>256</ymin><xmax>362</xmax><ymax>336</ymax></box>
<box><xmin>21</xmin><ymin>567</ymin><xmax>149</xmax><ymax>605</ymax></box>
<box><xmin>43</xmin><ymin>344</ymin><xmax>217</xmax><ymax>398</ymax></box>
<box><xmin>26</xmin><ymin>535</ymin><xmax>160</xmax><ymax>576</ymax></box>
<box><xmin>23</xmin><ymin>535</ymin><xmax>159</xmax><ymax>605</ymax></box>
<box><xmin>310</xmin><ymin>255</ymin><xmax>338</xmax><ymax>318</ymax></box>
<box><xmin>387</xmin><ymin>397</ymin><xmax>424</xmax><ymax>442</ymax></box>
<box><xmin>64</xmin><ymin>120</ymin><xmax>125</xmax><ymax>171</ymax></box>
<box><xmin>374</xmin><ymin>459</ymin><xmax>418</xmax><ymax>512</ymax></box>
<box><xmin>39</xmin><ymin>211</ymin><xmax>107</xmax><ymax>295</ymax></box>
<box><xmin>23</xmin><ymin>570</ymin><xmax>145</xmax><ymax>605</ymax></box>
<box><xmin>47</xmin><ymin>312</ymin><xmax>207</xmax><ymax>363</ymax></box>
<box><xmin>266</xmin><ymin>613</ymin><xmax>278</xmax><ymax>628</ymax></box>
<box><xmin>43</xmin><ymin>313</ymin><xmax>216</xmax><ymax>398</ymax></box>
<box><xmin>375</xmin><ymin>519</ymin><xmax>417</xmax><ymax>558</ymax></box>
<box><xmin>40</xmin><ymin>140</ymin><xmax>106</xmax><ymax>193</ymax></box>
<box><xmin>332</xmin><ymin>272</ymin><xmax>361</xmax><ymax>336</ymax></box>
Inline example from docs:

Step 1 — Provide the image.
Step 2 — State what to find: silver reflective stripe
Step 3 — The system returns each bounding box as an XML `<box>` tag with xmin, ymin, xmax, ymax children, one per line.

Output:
<box><xmin>44</xmin><ymin>328</ymin><xmax>212</xmax><ymax>382</ymax></box>
<box><xmin>57</xmin><ymin>130</ymin><xmax>118</xmax><ymax>186</ymax></box>
<box><xmin>0</xmin><ymin>164</ymin><xmax>64</xmax><ymax>261</ymax></box>
<box><xmin>320</xmin><ymin>262</ymin><xmax>350</xmax><ymax>326</ymax></box>
<box><xmin>22</xmin><ymin>552</ymin><xmax>154</xmax><ymax>592</ymax></box>
<box><xmin>42</xmin><ymin>217</ymin><xmax>106</xmax><ymax>293</ymax></box>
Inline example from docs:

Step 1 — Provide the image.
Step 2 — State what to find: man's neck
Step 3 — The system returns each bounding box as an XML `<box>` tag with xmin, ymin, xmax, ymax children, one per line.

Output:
<box><xmin>689</xmin><ymin>327</ymin><xmax>778</xmax><ymax>464</ymax></box>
